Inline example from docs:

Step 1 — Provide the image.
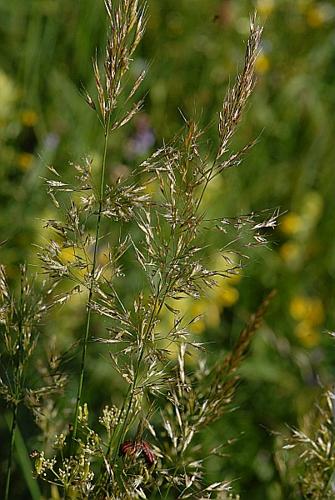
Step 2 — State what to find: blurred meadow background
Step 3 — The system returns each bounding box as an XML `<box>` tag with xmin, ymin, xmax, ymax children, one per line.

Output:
<box><xmin>1</xmin><ymin>0</ymin><xmax>335</xmax><ymax>498</ymax></box>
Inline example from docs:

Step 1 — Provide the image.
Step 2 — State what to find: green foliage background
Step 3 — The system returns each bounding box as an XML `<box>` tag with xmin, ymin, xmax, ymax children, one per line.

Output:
<box><xmin>1</xmin><ymin>0</ymin><xmax>335</xmax><ymax>498</ymax></box>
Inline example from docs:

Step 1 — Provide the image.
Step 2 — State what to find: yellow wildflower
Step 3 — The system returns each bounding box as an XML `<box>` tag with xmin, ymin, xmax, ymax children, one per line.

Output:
<box><xmin>255</xmin><ymin>53</ymin><xmax>270</xmax><ymax>74</ymax></box>
<box><xmin>294</xmin><ymin>321</ymin><xmax>320</xmax><ymax>348</ymax></box>
<box><xmin>215</xmin><ymin>286</ymin><xmax>239</xmax><ymax>308</ymax></box>
<box><xmin>21</xmin><ymin>109</ymin><xmax>38</xmax><ymax>127</ymax></box>
<box><xmin>18</xmin><ymin>152</ymin><xmax>34</xmax><ymax>171</ymax></box>
<box><xmin>280</xmin><ymin>212</ymin><xmax>302</xmax><ymax>236</ymax></box>
<box><xmin>306</xmin><ymin>5</ymin><xmax>327</xmax><ymax>27</ymax></box>
<box><xmin>290</xmin><ymin>296</ymin><xmax>324</xmax><ymax>325</ymax></box>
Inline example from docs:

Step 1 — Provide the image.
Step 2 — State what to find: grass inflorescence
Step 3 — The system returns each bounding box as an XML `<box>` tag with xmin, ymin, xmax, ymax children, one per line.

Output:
<box><xmin>0</xmin><ymin>1</ymin><xmax>285</xmax><ymax>498</ymax></box>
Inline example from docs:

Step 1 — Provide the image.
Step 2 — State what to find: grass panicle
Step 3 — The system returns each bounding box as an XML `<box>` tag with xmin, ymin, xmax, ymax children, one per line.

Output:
<box><xmin>278</xmin><ymin>389</ymin><xmax>335</xmax><ymax>499</ymax></box>
<box><xmin>0</xmin><ymin>2</ymin><xmax>280</xmax><ymax>498</ymax></box>
<box><xmin>0</xmin><ymin>265</ymin><xmax>66</xmax><ymax>500</ymax></box>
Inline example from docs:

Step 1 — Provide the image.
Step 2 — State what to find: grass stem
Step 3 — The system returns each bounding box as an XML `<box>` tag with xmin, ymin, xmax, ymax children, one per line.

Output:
<box><xmin>72</xmin><ymin>114</ymin><xmax>111</xmax><ymax>447</ymax></box>
<box><xmin>5</xmin><ymin>405</ymin><xmax>18</xmax><ymax>500</ymax></box>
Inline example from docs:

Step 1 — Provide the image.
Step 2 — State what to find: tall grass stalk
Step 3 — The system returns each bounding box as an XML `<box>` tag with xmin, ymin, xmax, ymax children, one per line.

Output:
<box><xmin>72</xmin><ymin>112</ymin><xmax>111</xmax><ymax>445</ymax></box>
<box><xmin>2</xmin><ymin>1</ymin><xmax>284</xmax><ymax>498</ymax></box>
<box><xmin>4</xmin><ymin>404</ymin><xmax>18</xmax><ymax>500</ymax></box>
<box><xmin>4</xmin><ymin>271</ymin><xmax>23</xmax><ymax>500</ymax></box>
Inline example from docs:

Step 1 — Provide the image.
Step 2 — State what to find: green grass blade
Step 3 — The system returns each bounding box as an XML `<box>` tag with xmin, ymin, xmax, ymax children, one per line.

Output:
<box><xmin>5</xmin><ymin>414</ymin><xmax>41</xmax><ymax>500</ymax></box>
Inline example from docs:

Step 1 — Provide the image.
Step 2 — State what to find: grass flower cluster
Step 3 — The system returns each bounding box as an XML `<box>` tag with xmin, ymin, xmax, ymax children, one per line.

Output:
<box><xmin>277</xmin><ymin>388</ymin><xmax>335</xmax><ymax>499</ymax></box>
<box><xmin>0</xmin><ymin>1</ymin><xmax>289</xmax><ymax>498</ymax></box>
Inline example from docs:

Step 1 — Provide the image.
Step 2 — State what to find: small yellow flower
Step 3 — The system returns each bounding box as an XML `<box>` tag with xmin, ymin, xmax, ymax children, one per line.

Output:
<box><xmin>306</xmin><ymin>5</ymin><xmax>327</xmax><ymax>27</ymax></box>
<box><xmin>290</xmin><ymin>296</ymin><xmax>324</xmax><ymax>325</ymax></box>
<box><xmin>280</xmin><ymin>212</ymin><xmax>302</xmax><ymax>236</ymax></box>
<box><xmin>18</xmin><ymin>152</ymin><xmax>34</xmax><ymax>171</ymax></box>
<box><xmin>215</xmin><ymin>286</ymin><xmax>239</xmax><ymax>308</ymax></box>
<box><xmin>290</xmin><ymin>297</ymin><xmax>307</xmax><ymax>321</ymax></box>
<box><xmin>255</xmin><ymin>53</ymin><xmax>270</xmax><ymax>74</ymax></box>
<box><xmin>21</xmin><ymin>109</ymin><xmax>38</xmax><ymax>127</ymax></box>
<box><xmin>294</xmin><ymin>321</ymin><xmax>320</xmax><ymax>348</ymax></box>
<box><xmin>256</xmin><ymin>0</ymin><xmax>274</xmax><ymax>17</ymax></box>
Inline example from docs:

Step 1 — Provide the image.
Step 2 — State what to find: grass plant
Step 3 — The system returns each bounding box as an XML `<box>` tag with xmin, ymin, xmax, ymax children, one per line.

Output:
<box><xmin>0</xmin><ymin>1</ymin><xmax>287</xmax><ymax>498</ymax></box>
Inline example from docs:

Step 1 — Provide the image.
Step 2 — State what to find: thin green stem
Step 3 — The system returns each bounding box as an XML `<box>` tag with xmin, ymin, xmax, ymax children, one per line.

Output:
<box><xmin>72</xmin><ymin>114</ymin><xmax>111</xmax><ymax>446</ymax></box>
<box><xmin>5</xmin><ymin>405</ymin><xmax>18</xmax><ymax>500</ymax></box>
<box><xmin>5</xmin><ymin>268</ymin><xmax>26</xmax><ymax>499</ymax></box>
